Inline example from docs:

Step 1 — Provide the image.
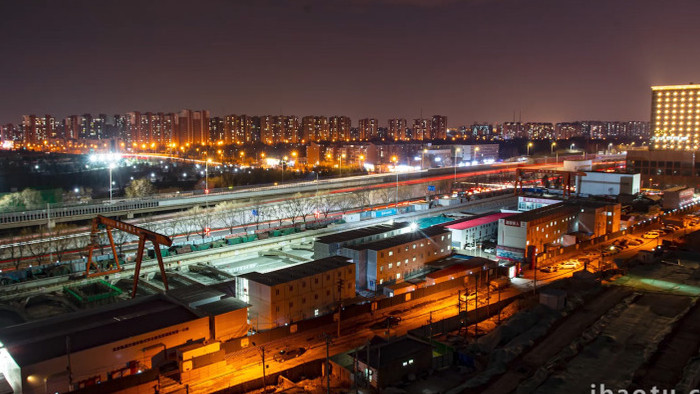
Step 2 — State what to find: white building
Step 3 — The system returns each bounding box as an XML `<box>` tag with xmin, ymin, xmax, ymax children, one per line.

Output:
<box><xmin>576</xmin><ymin>172</ymin><xmax>641</xmax><ymax>196</ymax></box>
<box><xmin>442</xmin><ymin>212</ymin><xmax>516</xmax><ymax>249</ymax></box>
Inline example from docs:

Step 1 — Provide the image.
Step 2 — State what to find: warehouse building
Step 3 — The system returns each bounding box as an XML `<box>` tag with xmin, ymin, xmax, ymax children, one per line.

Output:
<box><xmin>236</xmin><ymin>256</ymin><xmax>355</xmax><ymax>330</ymax></box>
<box><xmin>497</xmin><ymin>203</ymin><xmax>579</xmax><ymax>263</ymax></box>
<box><xmin>313</xmin><ymin>222</ymin><xmax>410</xmax><ymax>259</ymax></box>
<box><xmin>442</xmin><ymin>212</ymin><xmax>516</xmax><ymax>249</ymax></box>
<box><xmin>341</xmin><ymin>226</ymin><xmax>452</xmax><ymax>291</ymax></box>
<box><xmin>0</xmin><ymin>294</ymin><xmax>222</xmax><ymax>394</ymax></box>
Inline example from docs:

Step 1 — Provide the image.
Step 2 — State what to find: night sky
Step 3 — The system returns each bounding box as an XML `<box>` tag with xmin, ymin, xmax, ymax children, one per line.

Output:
<box><xmin>2</xmin><ymin>0</ymin><xmax>700</xmax><ymax>126</ymax></box>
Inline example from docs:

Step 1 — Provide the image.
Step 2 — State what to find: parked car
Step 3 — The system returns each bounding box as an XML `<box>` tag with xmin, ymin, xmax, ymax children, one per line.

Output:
<box><xmin>643</xmin><ymin>231</ymin><xmax>660</xmax><ymax>239</ymax></box>
<box><xmin>273</xmin><ymin>347</ymin><xmax>307</xmax><ymax>362</ymax></box>
<box><xmin>483</xmin><ymin>248</ymin><xmax>496</xmax><ymax>254</ymax></box>
<box><xmin>540</xmin><ymin>265</ymin><xmax>558</xmax><ymax>273</ymax></box>
<box><xmin>460</xmin><ymin>291</ymin><xmax>477</xmax><ymax>302</ymax></box>
<box><xmin>628</xmin><ymin>238</ymin><xmax>644</xmax><ymax>246</ymax></box>
<box><xmin>558</xmin><ymin>260</ymin><xmax>581</xmax><ymax>270</ymax></box>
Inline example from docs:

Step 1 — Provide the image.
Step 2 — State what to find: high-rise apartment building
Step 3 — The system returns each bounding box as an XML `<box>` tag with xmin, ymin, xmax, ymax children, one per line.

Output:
<box><xmin>329</xmin><ymin>116</ymin><xmax>351</xmax><ymax>141</ymax></box>
<box><xmin>524</xmin><ymin>122</ymin><xmax>555</xmax><ymax>140</ymax></box>
<box><xmin>302</xmin><ymin>116</ymin><xmax>329</xmax><ymax>142</ymax></box>
<box><xmin>209</xmin><ymin>117</ymin><xmax>225</xmax><ymax>142</ymax></box>
<box><xmin>358</xmin><ymin>118</ymin><xmax>378</xmax><ymax>140</ymax></box>
<box><xmin>176</xmin><ymin>109</ymin><xmax>210</xmax><ymax>146</ymax></box>
<box><xmin>431</xmin><ymin>115</ymin><xmax>447</xmax><ymax>139</ymax></box>
<box><xmin>388</xmin><ymin>119</ymin><xmax>407</xmax><ymax>140</ymax></box>
<box><xmin>651</xmin><ymin>84</ymin><xmax>700</xmax><ymax>150</ymax></box>
<box><xmin>412</xmin><ymin>119</ymin><xmax>430</xmax><ymax>140</ymax></box>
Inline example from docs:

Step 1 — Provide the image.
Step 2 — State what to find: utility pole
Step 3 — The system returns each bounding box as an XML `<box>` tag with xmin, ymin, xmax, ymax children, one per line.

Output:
<box><xmin>474</xmin><ymin>276</ymin><xmax>478</xmax><ymax>340</ymax></box>
<box><xmin>261</xmin><ymin>346</ymin><xmax>267</xmax><ymax>391</ymax></box>
<box><xmin>66</xmin><ymin>336</ymin><xmax>73</xmax><ymax>390</ymax></box>
<box><xmin>428</xmin><ymin>311</ymin><xmax>433</xmax><ymax>342</ymax></box>
<box><xmin>325</xmin><ymin>334</ymin><xmax>332</xmax><ymax>394</ymax></box>
<box><xmin>337</xmin><ymin>278</ymin><xmax>344</xmax><ymax>337</ymax></box>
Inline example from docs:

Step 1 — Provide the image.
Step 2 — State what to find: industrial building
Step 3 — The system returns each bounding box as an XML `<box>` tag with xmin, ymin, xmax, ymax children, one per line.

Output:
<box><xmin>354</xmin><ymin>337</ymin><xmax>433</xmax><ymax>390</ymax></box>
<box><xmin>662</xmin><ymin>186</ymin><xmax>695</xmax><ymax>210</ymax></box>
<box><xmin>577</xmin><ymin>200</ymin><xmax>622</xmax><ymax>238</ymax></box>
<box><xmin>496</xmin><ymin>203</ymin><xmax>579</xmax><ymax>263</ymax></box>
<box><xmin>0</xmin><ymin>292</ymin><xmax>248</xmax><ymax>394</ymax></box>
<box><xmin>313</xmin><ymin>222</ymin><xmax>410</xmax><ymax>259</ymax></box>
<box><xmin>442</xmin><ymin>212</ymin><xmax>516</xmax><ymax>249</ymax></box>
<box><xmin>576</xmin><ymin>171</ymin><xmax>641</xmax><ymax>196</ymax></box>
<box><xmin>236</xmin><ymin>256</ymin><xmax>356</xmax><ymax>330</ymax></box>
<box><xmin>341</xmin><ymin>226</ymin><xmax>452</xmax><ymax>291</ymax></box>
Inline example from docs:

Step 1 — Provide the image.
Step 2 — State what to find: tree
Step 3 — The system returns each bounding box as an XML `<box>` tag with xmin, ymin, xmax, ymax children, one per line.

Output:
<box><xmin>50</xmin><ymin>224</ymin><xmax>77</xmax><ymax>263</ymax></box>
<box><xmin>188</xmin><ymin>206</ymin><xmax>214</xmax><ymax>239</ymax></box>
<box><xmin>335</xmin><ymin>194</ymin><xmax>355</xmax><ymax>216</ymax></box>
<box><xmin>285</xmin><ymin>193</ymin><xmax>314</xmax><ymax>225</ymax></box>
<box><xmin>353</xmin><ymin>189</ymin><xmax>372</xmax><ymax>213</ymax></box>
<box><xmin>317</xmin><ymin>194</ymin><xmax>336</xmax><ymax>219</ymax></box>
<box><xmin>371</xmin><ymin>187</ymin><xmax>393</xmax><ymax>206</ymax></box>
<box><xmin>215</xmin><ymin>201</ymin><xmax>242</xmax><ymax>234</ymax></box>
<box><xmin>125</xmin><ymin>178</ymin><xmax>155</xmax><ymax>198</ymax></box>
<box><xmin>175</xmin><ymin>210</ymin><xmax>196</xmax><ymax>241</ymax></box>
<box><xmin>0</xmin><ymin>188</ymin><xmax>43</xmax><ymax>212</ymax></box>
<box><xmin>22</xmin><ymin>226</ymin><xmax>52</xmax><ymax>266</ymax></box>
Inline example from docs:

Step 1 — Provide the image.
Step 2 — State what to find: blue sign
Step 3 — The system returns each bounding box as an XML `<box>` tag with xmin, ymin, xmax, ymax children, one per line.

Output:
<box><xmin>427</xmin><ymin>185</ymin><xmax>436</xmax><ymax>192</ymax></box>
<box><xmin>252</xmin><ymin>209</ymin><xmax>258</xmax><ymax>216</ymax></box>
<box><xmin>374</xmin><ymin>208</ymin><xmax>397</xmax><ymax>218</ymax></box>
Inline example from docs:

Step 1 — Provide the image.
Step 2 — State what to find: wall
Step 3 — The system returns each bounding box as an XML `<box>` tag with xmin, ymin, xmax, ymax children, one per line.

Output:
<box><xmin>20</xmin><ymin>317</ymin><xmax>210</xmax><ymax>394</ymax></box>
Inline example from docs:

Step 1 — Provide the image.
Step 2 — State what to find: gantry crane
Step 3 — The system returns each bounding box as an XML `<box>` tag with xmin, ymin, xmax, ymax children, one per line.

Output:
<box><xmin>85</xmin><ymin>215</ymin><xmax>172</xmax><ymax>298</ymax></box>
<box><xmin>514</xmin><ymin>168</ymin><xmax>586</xmax><ymax>198</ymax></box>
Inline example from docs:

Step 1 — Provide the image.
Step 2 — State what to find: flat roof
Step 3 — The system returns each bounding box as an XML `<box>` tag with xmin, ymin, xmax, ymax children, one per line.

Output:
<box><xmin>194</xmin><ymin>297</ymin><xmax>248</xmax><ymax>315</ymax></box>
<box><xmin>0</xmin><ymin>294</ymin><xmax>201</xmax><ymax>367</ymax></box>
<box><xmin>346</xmin><ymin>226</ymin><xmax>450</xmax><ymax>251</ymax></box>
<box><xmin>664</xmin><ymin>186</ymin><xmax>691</xmax><ymax>192</ymax></box>
<box><xmin>356</xmin><ymin>337</ymin><xmax>432</xmax><ymax>368</ymax></box>
<box><xmin>444</xmin><ymin>212</ymin><xmax>516</xmax><ymax>230</ymax></box>
<box><xmin>506</xmin><ymin>202</ymin><xmax>577</xmax><ymax>223</ymax></box>
<box><xmin>315</xmin><ymin>222</ymin><xmax>409</xmax><ymax>244</ymax></box>
<box><xmin>240</xmin><ymin>256</ymin><xmax>353</xmax><ymax>287</ymax></box>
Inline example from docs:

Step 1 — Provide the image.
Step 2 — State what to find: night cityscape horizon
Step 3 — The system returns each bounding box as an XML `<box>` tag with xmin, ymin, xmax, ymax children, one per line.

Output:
<box><xmin>1</xmin><ymin>1</ymin><xmax>700</xmax><ymax>394</ymax></box>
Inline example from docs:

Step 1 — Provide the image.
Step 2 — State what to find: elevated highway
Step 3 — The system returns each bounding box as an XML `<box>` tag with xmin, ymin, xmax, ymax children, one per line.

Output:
<box><xmin>0</xmin><ymin>154</ymin><xmax>624</xmax><ymax>230</ymax></box>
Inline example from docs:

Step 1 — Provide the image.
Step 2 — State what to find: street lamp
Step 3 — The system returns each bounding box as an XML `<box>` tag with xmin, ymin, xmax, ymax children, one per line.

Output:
<box><xmin>454</xmin><ymin>147</ymin><xmax>460</xmax><ymax>183</ymax></box>
<box><xmin>358</xmin><ymin>154</ymin><xmax>365</xmax><ymax>169</ymax></box>
<box><xmin>551</xmin><ymin>141</ymin><xmax>556</xmax><ymax>154</ymax></box>
<box><xmin>391</xmin><ymin>156</ymin><xmax>399</xmax><ymax>208</ymax></box>
<box><xmin>527</xmin><ymin>142</ymin><xmax>534</xmax><ymax>156</ymax></box>
<box><xmin>205</xmin><ymin>158</ymin><xmax>212</xmax><ymax>192</ymax></box>
<box><xmin>422</xmin><ymin>148</ymin><xmax>428</xmax><ymax>170</ymax></box>
<box><xmin>339</xmin><ymin>153</ymin><xmax>346</xmax><ymax>176</ymax></box>
<box><xmin>475</xmin><ymin>147</ymin><xmax>480</xmax><ymax>164</ymax></box>
<box><xmin>108</xmin><ymin>162</ymin><xmax>116</xmax><ymax>203</ymax></box>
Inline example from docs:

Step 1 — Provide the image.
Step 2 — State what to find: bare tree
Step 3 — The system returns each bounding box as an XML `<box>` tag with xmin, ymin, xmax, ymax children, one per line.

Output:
<box><xmin>317</xmin><ymin>194</ymin><xmax>336</xmax><ymax>219</ymax></box>
<box><xmin>353</xmin><ymin>189</ymin><xmax>372</xmax><ymax>212</ymax></box>
<box><xmin>371</xmin><ymin>187</ymin><xmax>393</xmax><ymax>206</ymax></box>
<box><xmin>269</xmin><ymin>203</ymin><xmax>287</xmax><ymax>227</ymax></box>
<box><xmin>188</xmin><ymin>206</ymin><xmax>214</xmax><ymax>240</ymax></box>
<box><xmin>111</xmin><ymin>229</ymin><xmax>132</xmax><ymax>256</ymax></box>
<box><xmin>234</xmin><ymin>210</ymin><xmax>254</xmax><ymax>234</ymax></box>
<box><xmin>215</xmin><ymin>201</ymin><xmax>242</xmax><ymax>234</ymax></box>
<box><xmin>50</xmin><ymin>224</ymin><xmax>77</xmax><ymax>263</ymax></box>
<box><xmin>335</xmin><ymin>193</ymin><xmax>355</xmax><ymax>216</ymax></box>
<box><xmin>250</xmin><ymin>201</ymin><xmax>268</xmax><ymax>230</ymax></box>
<box><xmin>175</xmin><ymin>211</ymin><xmax>196</xmax><ymax>241</ymax></box>
<box><xmin>22</xmin><ymin>227</ymin><xmax>52</xmax><ymax>266</ymax></box>
<box><xmin>286</xmin><ymin>193</ymin><xmax>314</xmax><ymax>225</ymax></box>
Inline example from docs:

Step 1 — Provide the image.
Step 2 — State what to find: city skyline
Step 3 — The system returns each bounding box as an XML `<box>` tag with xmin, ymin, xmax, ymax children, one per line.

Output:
<box><xmin>2</xmin><ymin>0</ymin><xmax>700</xmax><ymax>125</ymax></box>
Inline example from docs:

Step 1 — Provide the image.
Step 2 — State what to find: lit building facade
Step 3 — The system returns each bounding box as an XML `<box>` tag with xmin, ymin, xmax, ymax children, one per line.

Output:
<box><xmin>388</xmin><ymin>118</ymin><xmax>407</xmax><ymax>140</ymax></box>
<box><xmin>341</xmin><ymin>226</ymin><xmax>452</xmax><ymax>291</ymax></box>
<box><xmin>237</xmin><ymin>256</ymin><xmax>355</xmax><ymax>330</ymax></box>
<box><xmin>359</xmin><ymin>118</ymin><xmax>378</xmax><ymax>140</ymax></box>
<box><xmin>651</xmin><ymin>84</ymin><xmax>700</xmax><ymax>150</ymax></box>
